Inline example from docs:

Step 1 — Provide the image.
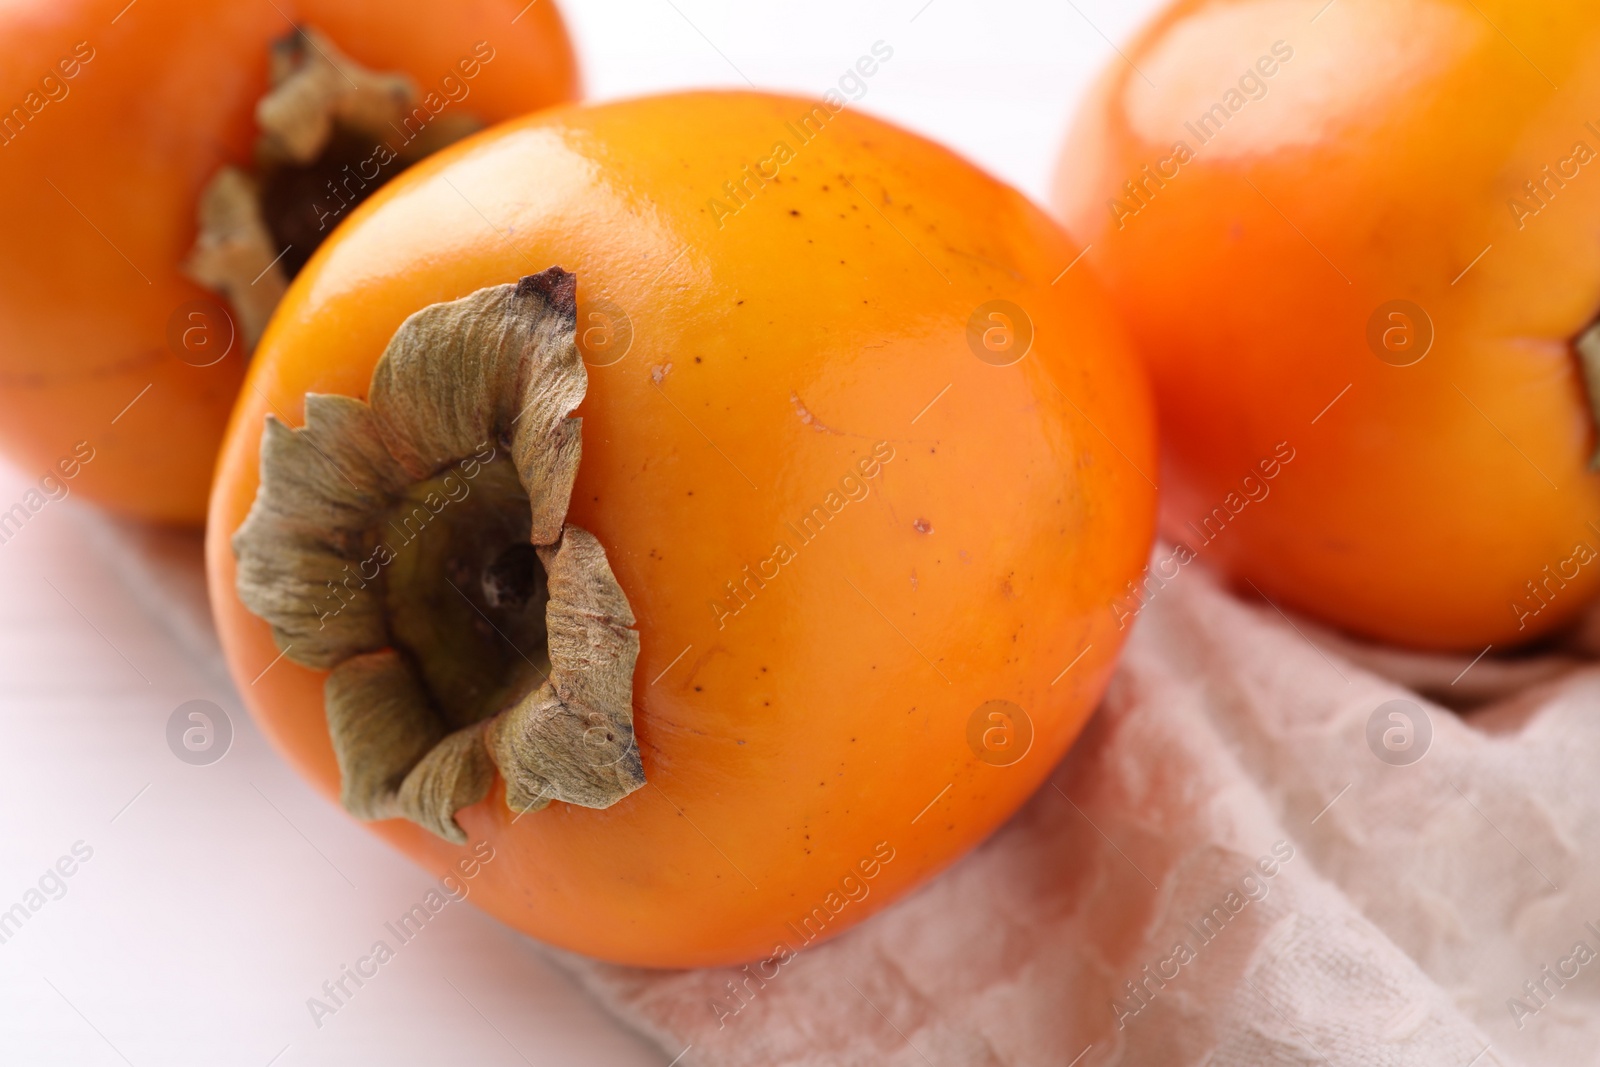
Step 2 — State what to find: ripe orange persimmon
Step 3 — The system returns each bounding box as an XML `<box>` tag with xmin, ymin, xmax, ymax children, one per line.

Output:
<box><xmin>205</xmin><ymin>91</ymin><xmax>1157</xmax><ymax>967</ymax></box>
<box><xmin>1055</xmin><ymin>0</ymin><xmax>1600</xmax><ymax>651</ymax></box>
<box><xmin>0</xmin><ymin>0</ymin><xmax>578</xmax><ymax>524</ymax></box>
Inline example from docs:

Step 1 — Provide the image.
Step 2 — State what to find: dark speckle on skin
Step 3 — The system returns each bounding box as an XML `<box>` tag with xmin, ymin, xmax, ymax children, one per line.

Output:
<box><xmin>790</xmin><ymin>209</ymin><xmax>801</xmax><ymax>216</ymax></box>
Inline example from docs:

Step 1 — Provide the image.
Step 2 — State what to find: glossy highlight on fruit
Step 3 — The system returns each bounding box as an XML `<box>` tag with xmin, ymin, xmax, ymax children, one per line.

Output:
<box><xmin>207</xmin><ymin>90</ymin><xmax>1158</xmax><ymax>967</ymax></box>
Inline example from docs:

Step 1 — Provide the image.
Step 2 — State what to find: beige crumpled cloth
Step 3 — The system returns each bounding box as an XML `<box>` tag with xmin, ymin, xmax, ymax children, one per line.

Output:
<box><xmin>552</xmin><ymin>551</ymin><xmax>1600</xmax><ymax>1067</ymax></box>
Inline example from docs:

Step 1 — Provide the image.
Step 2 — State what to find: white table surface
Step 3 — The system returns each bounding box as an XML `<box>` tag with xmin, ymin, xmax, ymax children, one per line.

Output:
<box><xmin>0</xmin><ymin>0</ymin><xmax>1161</xmax><ymax>1062</ymax></box>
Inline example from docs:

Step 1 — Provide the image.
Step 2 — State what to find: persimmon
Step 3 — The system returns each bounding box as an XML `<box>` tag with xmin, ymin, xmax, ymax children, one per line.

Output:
<box><xmin>1052</xmin><ymin>0</ymin><xmax>1600</xmax><ymax>651</ymax></box>
<box><xmin>205</xmin><ymin>91</ymin><xmax>1157</xmax><ymax>967</ymax></box>
<box><xmin>0</xmin><ymin>0</ymin><xmax>578</xmax><ymax>524</ymax></box>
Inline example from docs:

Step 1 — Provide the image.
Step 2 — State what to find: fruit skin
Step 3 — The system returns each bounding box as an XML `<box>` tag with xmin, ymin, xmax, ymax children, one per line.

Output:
<box><xmin>1054</xmin><ymin>0</ymin><xmax>1600</xmax><ymax>651</ymax></box>
<box><xmin>0</xmin><ymin>0</ymin><xmax>579</xmax><ymax>525</ymax></box>
<box><xmin>205</xmin><ymin>90</ymin><xmax>1157</xmax><ymax>968</ymax></box>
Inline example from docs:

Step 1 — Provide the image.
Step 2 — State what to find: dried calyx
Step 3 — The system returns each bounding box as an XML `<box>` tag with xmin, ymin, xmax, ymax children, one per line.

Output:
<box><xmin>233</xmin><ymin>268</ymin><xmax>645</xmax><ymax>843</ymax></box>
<box><xmin>1577</xmin><ymin>323</ymin><xmax>1600</xmax><ymax>469</ymax></box>
<box><xmin>186</xmin><ymin>27</ymin><xmax>482</xmax><ymax>346</ymax></box>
